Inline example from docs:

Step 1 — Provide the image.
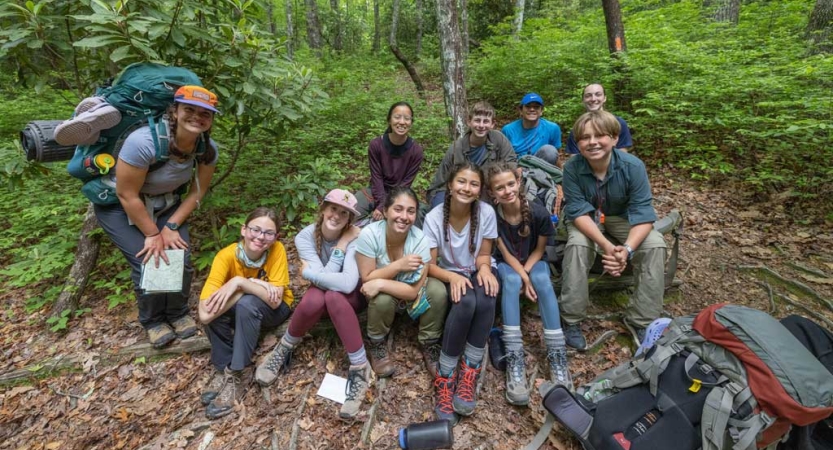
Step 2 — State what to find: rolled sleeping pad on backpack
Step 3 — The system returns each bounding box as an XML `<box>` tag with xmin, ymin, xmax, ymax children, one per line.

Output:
<box><xmin>19</xmin><ymin>120</ymin><xmax>77</xmax><ymax>162</ymax></box>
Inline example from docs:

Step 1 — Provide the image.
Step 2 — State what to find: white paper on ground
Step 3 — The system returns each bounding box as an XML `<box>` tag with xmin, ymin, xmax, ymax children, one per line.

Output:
<box><xmin>316</xmin><ymin>373</ymin><xmax>347</xmax><ymax>404</ymax></box>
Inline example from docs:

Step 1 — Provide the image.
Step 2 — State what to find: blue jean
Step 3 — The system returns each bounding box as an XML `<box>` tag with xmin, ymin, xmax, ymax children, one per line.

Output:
<box><xmin>497</xmin><ymin>261</ymin><xmax>561</xmax><ymax>329</ymax></box>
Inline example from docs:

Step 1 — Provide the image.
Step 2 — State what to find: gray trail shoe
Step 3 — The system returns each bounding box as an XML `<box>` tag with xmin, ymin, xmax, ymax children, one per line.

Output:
<box><xmin>339</xmin><ymin>363</ymin><xmax>371</xmax><ymax>420</ymax></box>
<box><xmin>547</xmin><ymin>345</ymin><xmax>574</xmax><ymax>391</ymax></box>
<box><xmin>206</xmin><ymin>366</ymin><xmax>251</xmax><ymax>419</ymax></box>
<box><xmin>200</xmin><ymin>368</ymin><xmax>225</xmax><ymax>406</ymax></box>
<box><xmin>255</xmin><ymin>341</ymin><xmax>293</xmax><ymax>386</ymax></box>
<box><xmin>504</xmin><ymin>349</ymin><xmax>530</xmax><ymax>406</ymax></box>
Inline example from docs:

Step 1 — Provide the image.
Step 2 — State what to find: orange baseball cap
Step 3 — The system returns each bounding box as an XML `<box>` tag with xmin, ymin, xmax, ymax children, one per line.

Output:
<box><xmin>174</xmin><ymin>85</ymin><xmax>220</xmax><ymax>113</ymax></box>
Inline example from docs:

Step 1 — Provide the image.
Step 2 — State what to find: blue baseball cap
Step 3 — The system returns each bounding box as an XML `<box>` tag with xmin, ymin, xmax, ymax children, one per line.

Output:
<box><xmin>520</xmin><ymin>93</ymin><xmax>544</xmax><ymax>106</ymax></box>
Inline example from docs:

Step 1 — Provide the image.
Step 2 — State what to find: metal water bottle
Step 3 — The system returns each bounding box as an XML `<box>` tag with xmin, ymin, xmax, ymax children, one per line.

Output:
<box><xmin>398</xmin><ymin>419</ymin><xmax>454</xmax><ymax>449</ymax></box>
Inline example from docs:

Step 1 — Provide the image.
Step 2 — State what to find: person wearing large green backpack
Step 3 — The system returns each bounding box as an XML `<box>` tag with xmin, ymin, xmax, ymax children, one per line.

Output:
<box><xmin>94</xmin><ymin>84</ymin><xmax>220</xmax><ymax>349</ymax></box>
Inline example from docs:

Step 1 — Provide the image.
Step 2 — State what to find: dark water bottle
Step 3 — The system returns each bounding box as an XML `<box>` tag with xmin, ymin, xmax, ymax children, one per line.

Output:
<box><xmin>398</xmin><ymin>419</ymin><xmax>454</xmax><ymax>449</ymax></box>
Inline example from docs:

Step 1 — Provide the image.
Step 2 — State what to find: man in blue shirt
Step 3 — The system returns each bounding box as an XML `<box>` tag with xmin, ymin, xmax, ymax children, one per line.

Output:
<box><xmin>501</xmin><ymin>93</ymin><xmax>562</xmax><ymax>162</ymax></box>
<box><xmin>560</xmin><ymin>110</ymin><xmax>665</xmax><ymax>350</ymax></box>
<box><xmin>565</xmin><ymin>84</ymin><xmax>633</xmax><ymax>155</ymax></box>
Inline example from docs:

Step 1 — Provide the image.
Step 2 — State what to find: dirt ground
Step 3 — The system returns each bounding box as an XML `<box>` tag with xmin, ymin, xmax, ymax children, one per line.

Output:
<box><xmin>2</xmin><ymin>173</ymin><xmax>832</xmax><ymax>450</ymax></box>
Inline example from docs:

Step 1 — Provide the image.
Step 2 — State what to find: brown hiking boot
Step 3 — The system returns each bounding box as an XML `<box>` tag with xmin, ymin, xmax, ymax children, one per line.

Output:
<box><xmin>201</xmin><ymin>368</ymin><xmax>226</xmax><ymax>406</ymax></box>
<box><xmin>170</xmin><ymin>315</ymin><xmax>198</xmax><ymax>339</ymax></box>
<box><xmin>206</xmin><ymin>366</ymin><xmax>251</xmax><ymax>419</ymax></box>
<box><xmin>421</xmin><ymin>341</ymin><xmax>441</xmax><ymax>379</ymax></box>
<box><xmin>339</xmin><ymin>363</ymin><xmax>371</xmax><ymax>420</ymax></box>
<box><xmin>367</xmin><ymin>338</ymin><xmax>395</xmax><ymax>377</ymax></box>
<box><xmin>255</xmin><ymin>341</ymin><xmax>293</xmax><ymax>386</ymax></box>
<box><xmin>147</xmin><ymin>323</ymin><xmax>175</xmax><ymax>349</ymax></box>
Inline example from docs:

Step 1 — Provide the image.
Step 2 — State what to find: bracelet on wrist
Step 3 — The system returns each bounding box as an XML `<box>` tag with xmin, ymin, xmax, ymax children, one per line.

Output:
<box><xmin>146</xmin><ymin>231</ymin><xmax>161</xmax><ymax>238</ymax></box>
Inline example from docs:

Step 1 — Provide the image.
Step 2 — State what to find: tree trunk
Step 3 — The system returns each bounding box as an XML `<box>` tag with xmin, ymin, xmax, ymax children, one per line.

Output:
<box><xmin>415</xmin><ymin>0</ymin><xmax>424</xmax><ymax>57</ymax></box>
<box><xmin>390</xmin><ymin>0</ymin><xmax>426</xmax><ymax>96</ymax></box>
<box><xmin>712</xmin><ymin>0</ymin><xmax>740</xmax><ymax>24</ymax></box>
<box><xmin>285</xmin><ymin>0</ymin><xmax>295</xmax><ymax>59</ymax></box>
<box><xmin>459</xmin><ymin>0</ymin><xmax>470</xmax><ymax>56</ymax></box>
<box><xmin>50</xmin><ymin>204</ymin><xmax>100</xmax><ymax>320</ymax></box>
<box><xmin>513</xmin><ymin>0</ymin><xmax>525</xmax><ymax>40</ymax></box>
<box><xmin>808</xmin><ymin>0</ymin><xmax>833</xmax><ymax>53</ymax></box>
<box><xmin>372</xmin><ymin>0</ymin><xmax>380</xmax><ymax>54</ymax></box>
<box><xmin>329</xmin><ymin>0</ymin><xmax>343</xmax><ymax>52</ymax></box>
<box><xmin>434</xmin><ymin>0</ymin><xmax>468</xmax><ymax>139</ymax></box>
<box><xmin>304</xmin><ymin>0</ymin><xmax>323</xmax><ymax>57</ymax></box>
<box><xmin>267</xmin><ymin>1</ymin><xmax>277</xmax><ymax>35</ymax></box>
<box><xmin>601</xmin><ymin>0</ymin><xmax>627</xmax><ymax>54</ymax></box>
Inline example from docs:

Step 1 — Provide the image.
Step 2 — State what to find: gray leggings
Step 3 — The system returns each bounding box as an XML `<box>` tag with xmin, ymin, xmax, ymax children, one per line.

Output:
<box><xmin>440</xmin><ymin>270</ymin><xmax>498</xmax><ymax>358</ymax></box>
<box><xmin>94</xmin><ymin>202</ymin><xmax>192</xmax><ymax>329</ymax></box>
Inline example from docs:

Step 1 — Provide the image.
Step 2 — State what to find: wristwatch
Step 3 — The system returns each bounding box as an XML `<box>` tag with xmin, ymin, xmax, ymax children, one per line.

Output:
<box><xmin>165</xmin><ymin>222</ymin><xmax>180</xmax><ymax>231</ymax></box>
<box><xmin>624</xmin><ymin>244</ymin><xmax>635</xmax><ymax>261</ymax></box>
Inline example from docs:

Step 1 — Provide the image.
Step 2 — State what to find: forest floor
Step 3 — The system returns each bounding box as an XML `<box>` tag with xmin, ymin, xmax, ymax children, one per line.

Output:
<box><xmin>2</xmin><ymin>172</ymin><xmax>833</xmax><ymax>450</ymax></box>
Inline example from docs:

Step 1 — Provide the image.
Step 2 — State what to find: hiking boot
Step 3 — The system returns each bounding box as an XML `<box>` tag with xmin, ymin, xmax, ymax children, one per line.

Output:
<box><xmin>205</xmin><ymin>366</ymin><xmax>251</xmax><ymax>419</ymax></box>
<box><xmin>170</xmin><ymin>315</ymin><xmax>198</xmax><ymax>339</ymax></box>
<box><xmin>563</xmin><ymin>322</ymin><xmax>587</xmax><ymax>350</ymax></box>
<box><xmin>147</xmin><ymin>323</ymin><xmax>176</xmax><ymax>349</ymax></box>
<box><xmin>433</xmin><ymin>372</ymin><xmax>459</xmax><ymax>426</ymax></box>
<box><xmin>547</xmin><ymin>345</ymin><xmax>574</xmax><ymax>391</ymax></box>
<box><xmin>421</xmin><ymin>341</ymin><xmax>441</xmax><ymax>379</ymax></box>
<box><xmin>367</xmin><ymin>338</ymin><xmax>395</xmax><ymax>378</ymax></box>
<box><xmin>200</xmin><ymin>368</ymin><xmax>225</xmax><ymax>406</ymax></box>
<box><xmin>255</xmin><ymin>341</ymin><xmax>293</xmax><ymax>386</ymax></box>
<box><xmin>503</xmin><ymin>349</ymin><xmax>529</xmax><ymax>406</ymax></box>
<box><xmin>453</xmin><ymin>359</ymin><xmax>482</xmax><ymax>416</ymax></box>
<box><xmin>339</xmin><ymin>363</ymin><xmax>371</xmax><ymax>420</ymax></box>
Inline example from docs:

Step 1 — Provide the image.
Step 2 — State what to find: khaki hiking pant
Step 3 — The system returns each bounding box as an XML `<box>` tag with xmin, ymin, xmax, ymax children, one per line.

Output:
<box><xmin>560</xmin><ymin>215</ymin><xmax>667</xmax><ymax>328</ymax></box>
<box><xmin>366</xmin><ymin>277</ymin><xmax>448</xmax><ymax>345</ymax></box>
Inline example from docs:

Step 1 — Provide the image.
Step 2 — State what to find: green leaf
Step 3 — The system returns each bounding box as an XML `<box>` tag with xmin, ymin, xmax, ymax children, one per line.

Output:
<box><xmin>73</xmin><ymin>35</ymin><xmax>126</xmax><ymax>48</ymax></box>
<box><xmin>109</xmin><ymin>45</ymin><xmax>132</xmax><ymax>63</ymax></box>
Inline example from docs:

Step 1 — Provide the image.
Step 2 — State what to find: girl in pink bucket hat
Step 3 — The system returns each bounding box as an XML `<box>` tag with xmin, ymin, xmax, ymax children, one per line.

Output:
<box><xmin>256</xmin><ymin>188</ymin><xmax>372</xmax><ymax>420</ymax></box>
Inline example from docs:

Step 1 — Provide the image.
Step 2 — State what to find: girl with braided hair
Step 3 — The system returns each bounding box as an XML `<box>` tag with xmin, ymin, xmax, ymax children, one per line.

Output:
<box><xmin>485</xmin><ymin>162</ymin><xmax>572</xmax><ymax>407</ymax></box>
<box><xmin>422</xmin><ymin>162</ymin><xmax>499</xmax><ymax>426</ymax></box>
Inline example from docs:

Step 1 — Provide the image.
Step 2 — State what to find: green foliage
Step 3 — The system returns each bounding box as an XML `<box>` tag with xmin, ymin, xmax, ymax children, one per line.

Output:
<box><xmin>470</xmin><ymin>0</ymin><xmax>833</xmax><ymax>204</ymax></box>
<box><xmin>46</xmin><ymin>307</ymin><xmax>91</xmax><ymax>332</ymax></box>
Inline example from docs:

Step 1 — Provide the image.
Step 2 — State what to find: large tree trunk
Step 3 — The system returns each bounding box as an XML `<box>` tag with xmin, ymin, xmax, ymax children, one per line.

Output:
<box><xmin>329</xmin><ymin>0</ymin><xmax>344</xmax><ymax>52</ymax></box>
<box><xmin>285</xmin><ymin>0</ymin><xmax>295</xmax><ymax>59</ymax></box>
<box><xmin>459</xmin><ymin>0</ymin><xmax>470</xmax><ymax>56</ymax></box>
<box><xmin>50</xmin><ymin>204</ymin><xmax>100</xmax><ymax>320</ymax></box>
<box><xmin>808</xmin><ymin>0</ymin><xmax>833</xmax><ymax>53</ymax></box>
<box><xmin>435</xmin><ymin>0</ymin><xmax>468</xmax><ymax>139</ymax></box>
<box><xmin>305</xmin><ymin>0</ymin><xmax>323</xmax><ymax>57</ymax></box>
<box><xmin>712</xmin><ymin>0</ymin><xmax>740</xmax><ymax>24</ymax></box>
<box><xmin>513</xmin><ymin>0</ymin><xmax>525</xmax><ymax>40</ymax></box>
<box><xmin>415</xmin><ymin>0</ymin><xmax>424</xmax><ymax>57</ymax></box>
<box><xmin>372</xmin><ymin>0</ymin><xmax>380</xmax><ymax>54</ymax></box>
<box><xmin>390</xmin><ymin>0</ymin><xmax>425</xmax><ymax>96</ymax></box>
<box><xmin>601</xmin><ymin>0</ymin><xmax>627</xmax><ymax>54</ymax></box>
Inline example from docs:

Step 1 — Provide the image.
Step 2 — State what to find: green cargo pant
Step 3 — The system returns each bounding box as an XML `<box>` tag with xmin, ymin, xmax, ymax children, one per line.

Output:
<box><xmin>560</xmin><ymin>215</ymin><xmax>667</xmax><ymax>328</ymax></box>
<box><xmin>366</xmin><ymin>277</ymin><xmax>448</xmax><ymax>344</ymax></box>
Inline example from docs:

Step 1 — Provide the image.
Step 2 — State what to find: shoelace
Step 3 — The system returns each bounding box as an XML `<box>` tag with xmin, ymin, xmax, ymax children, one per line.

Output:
<box><xmin>505</xmin><ymin>351</ymin><xmax>525</xmax><ymax>383</ymax></box>
<box><xmin>456</xmin><ymin>365</ymin><xmax>479</xmax><ymax>402</ymax></box>
<box><xmin>434</xmin><ymin>376</ymin><xmax>455</xmax><ymax>413</ymax></box>
<box><xmin>423</xmin><ymin>344</ymin><xmax>441</xmax><ymax>363</ymax></box>
<box><xmin>371</xmin><ymin>341</ymin><xmax>388</xmax><ymax>359</ymax></box>
<box><xmin>344</xmin><ymin>369</ymin><xmax>366</xmax><ymax>401</ymax></box>
<box><xmin>547</xmin><ymin>349</ymin><xmax>569</xmax><ymax>380</ymax></box>
<box><xmin>265</xmin><ymin>346</ymin><xmax>290</xmax><ymax>373</ymax></box>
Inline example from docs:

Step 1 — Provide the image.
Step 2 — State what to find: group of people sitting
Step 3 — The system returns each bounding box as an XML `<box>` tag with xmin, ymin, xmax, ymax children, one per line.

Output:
<box><xmin>93</xmin><ymin>83</ymin><xmax>667</xmax><ymax>425</ymax></box>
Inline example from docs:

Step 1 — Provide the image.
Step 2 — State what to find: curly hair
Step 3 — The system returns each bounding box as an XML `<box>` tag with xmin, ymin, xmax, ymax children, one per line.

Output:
<box><xmin>443</xmin><ymin>161</ymin><xmax>484</xmax><ymax>255</ymax></box>
<box><xmin>165</xmin><ymin>104</ymin><xmax>216</xmax><ymax>164</ymax></box>
<box><xmin>484</xmin><ymin>161</ymin><xmax>531</xmax><ymax>237</ymax></box>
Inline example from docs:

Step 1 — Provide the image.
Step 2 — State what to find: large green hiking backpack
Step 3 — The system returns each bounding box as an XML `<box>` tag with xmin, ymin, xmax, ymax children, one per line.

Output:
<box><xmin>518</xmin><ymin>154</ymin><xmax>562</xmax><ymax>214</ymax></box>
<box><xmin>66</xmin><ymin>63</ymin><xmax>207</xmax><ymax>205</ymax></box>
<box><xmin>537</xmin><ymin>304</ymin><xmax>833</xmax><ymax>450</ymax></box>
